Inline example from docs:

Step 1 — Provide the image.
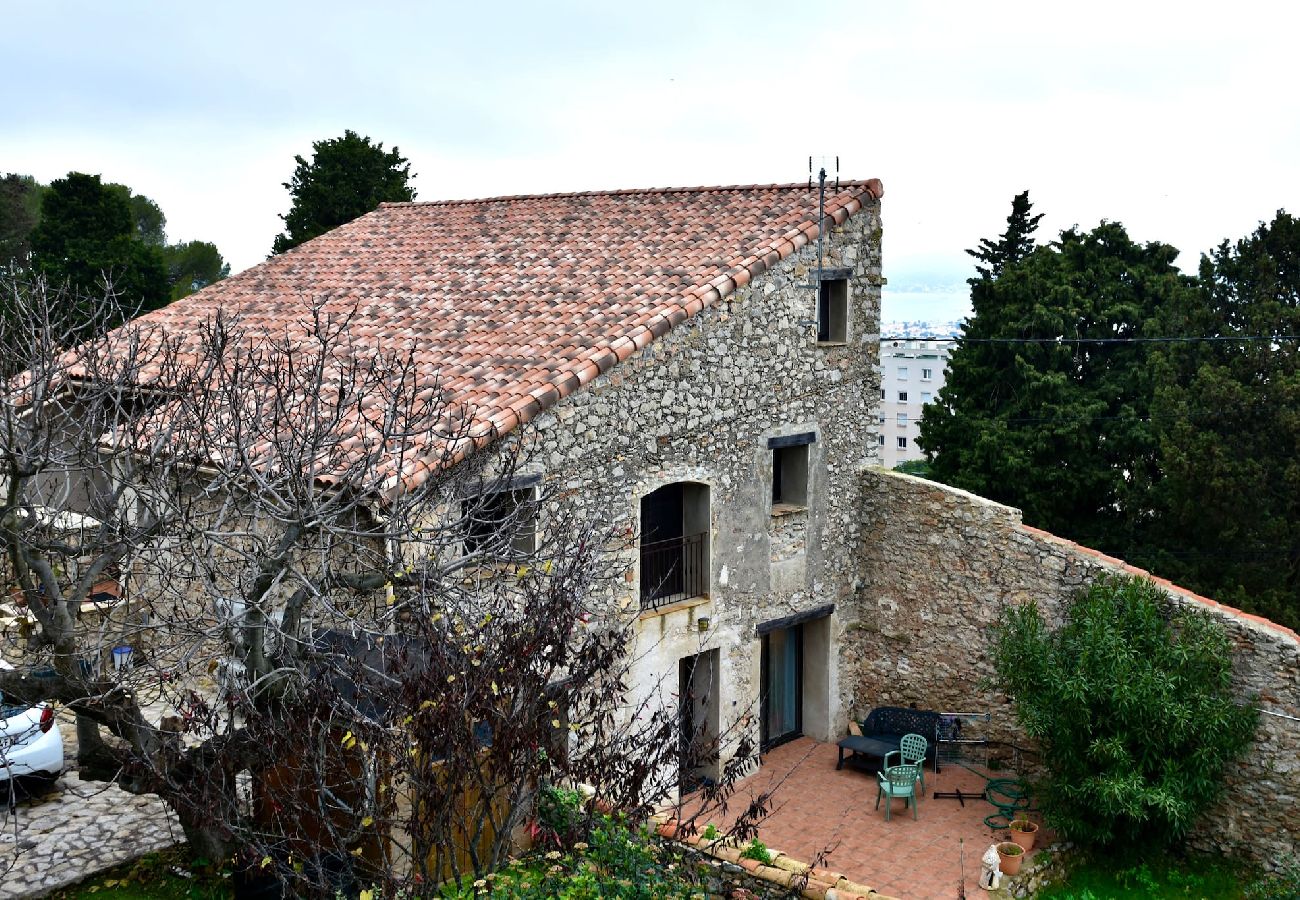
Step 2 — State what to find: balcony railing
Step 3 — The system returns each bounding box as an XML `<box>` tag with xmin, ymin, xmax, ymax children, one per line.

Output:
<box><xmin>640</xmin><ymin>532</ymin><xmax>708</xmax><ymax>611</ymax></box>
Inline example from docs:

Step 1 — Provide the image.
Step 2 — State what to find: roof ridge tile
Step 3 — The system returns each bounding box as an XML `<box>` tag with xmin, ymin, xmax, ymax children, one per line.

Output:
<box><xmin>379</xmin><ymin>179</ymin><xmax>878</xmax><ymax>209</ymax></box>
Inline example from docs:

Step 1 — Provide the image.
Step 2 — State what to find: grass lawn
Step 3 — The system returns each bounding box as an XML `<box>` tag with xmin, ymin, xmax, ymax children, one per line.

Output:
<box><xmin>49</xmin><ymin>849</ymin><xmax>232</xmax><ymax>899</ymax></box>
<box><xmin>1036</xmin><ymin>854</ymin><xmax>1294</xmax><ymax>900</ymax></box>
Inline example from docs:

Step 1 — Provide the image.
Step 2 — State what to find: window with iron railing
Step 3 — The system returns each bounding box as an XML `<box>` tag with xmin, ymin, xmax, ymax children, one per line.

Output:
<box><xmin>639</xmin><ymin>531</ymin><xmax>708</xmax><ymax>610</ymax></box>
<box><xmin>639</xmin><ymin>481</ymin><xmax>710</xmax><ymax>611</ymax></box>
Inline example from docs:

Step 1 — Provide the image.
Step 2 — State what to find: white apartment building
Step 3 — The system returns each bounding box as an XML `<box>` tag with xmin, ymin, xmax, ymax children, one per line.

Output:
<box><xmin>877</xmin><ymin>339</ymin><xmax>953</xmax><ymax>467</ymax></box>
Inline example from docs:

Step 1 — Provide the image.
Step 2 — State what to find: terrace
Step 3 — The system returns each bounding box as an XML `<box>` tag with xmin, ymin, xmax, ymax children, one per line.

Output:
<box><xmin>683</xmin><ymin>737</ymin><xmax>1046</xmax><ymax>900</ymax></box>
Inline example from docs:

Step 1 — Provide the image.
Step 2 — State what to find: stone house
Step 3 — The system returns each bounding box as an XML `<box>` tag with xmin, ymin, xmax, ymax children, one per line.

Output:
<box><xmin>55</xmin><ymin>178</ymin><xmax>1294</xmax><ymax>863</ymax></box>
<box><xmin>124</xmin><ymin>180</ymin><xmax>887</xmax><ymax>786</ymax></box>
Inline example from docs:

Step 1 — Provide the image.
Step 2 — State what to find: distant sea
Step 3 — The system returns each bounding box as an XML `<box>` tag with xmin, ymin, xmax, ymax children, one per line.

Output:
<box><xmin>881</xmin><ymin>287</ymin><xmax>971</xmax><ymax>325</ymax></box>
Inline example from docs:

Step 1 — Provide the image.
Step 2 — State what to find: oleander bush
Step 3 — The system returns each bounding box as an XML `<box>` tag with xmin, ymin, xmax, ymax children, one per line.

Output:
<box><xmin>993</xmin><ymin>574</ymin><xmax>1258</xmax><ymax>849</ymax></box>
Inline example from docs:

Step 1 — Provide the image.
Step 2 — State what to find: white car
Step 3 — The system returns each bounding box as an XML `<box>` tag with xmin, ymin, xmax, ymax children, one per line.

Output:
<box><xmin>0</xmin><ymin>659</ymin><xmax>65</xmax><ymax>790</ymax></box>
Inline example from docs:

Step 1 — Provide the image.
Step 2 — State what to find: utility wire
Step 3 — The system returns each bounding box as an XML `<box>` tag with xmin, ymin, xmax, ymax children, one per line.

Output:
<box><xmin>907</xmin><ymin>405</ymin><xmax>1289</xmax><ymax>425</ymax></box>
<box><xmin>979</xmin><ymin>412</ymin><xmax>1270</xmax><ymax>424</ymax></box>
<box><xmin>880</xmin><ymin>335</ymin><xmax>1300</xmax><ymax>344</ymax></box>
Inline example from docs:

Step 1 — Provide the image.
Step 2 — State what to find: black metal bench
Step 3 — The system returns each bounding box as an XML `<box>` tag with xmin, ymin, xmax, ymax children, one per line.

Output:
<box><xmin>836</xmin><ymin>706</ymin><xmax>942</xmax><ymax>773</ymax></box>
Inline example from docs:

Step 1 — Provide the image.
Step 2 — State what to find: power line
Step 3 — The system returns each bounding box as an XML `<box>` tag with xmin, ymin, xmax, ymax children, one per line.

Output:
<box><xmin>987</xmin><ymin>411</ymin><xmax>1273</xmax><ymax>425</ymax></box>
<box><xmin>880</xmin><ymin>335</ymin><xmax>1300</xmax><ymax>344</ymax></box>
<box><xmin>911</xmin><ymin>404</ymin><xmax>1289</xmax><ymax>426</ymax></box>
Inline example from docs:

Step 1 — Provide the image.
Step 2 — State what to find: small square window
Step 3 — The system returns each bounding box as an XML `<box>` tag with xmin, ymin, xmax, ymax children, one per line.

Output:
<box><xmin>462</xmin><ymin>488</ymin><xmax>538</xmax><ymax>557</ymax></box>
<box><xmin>877</xmin><ymin>434</ymin><xmax>885</xmax><ymax>446</ymax></box>
<box><xmin>897</xmin><ymin>366</ymin><xmax>909</xmax><ymax>379</ymax></box>
<box><xmin>772</xmin><ymin>443</ymin><xmax>809</xmax><ymax>508</ymax></box>
<box><xmin>898</xmin><ymin>391</ymin><xmax>908</xmax><ymax>402</ymax></box>
<box><xmin>816</xmin><ymin>277</ymin><xmax>848</xmax><ymax>343</ymax></box>
<box><xmin>921</xmin><ymin>368</ymin><xmax>933</xmax><ymax>380</ymax></box>
<box><xmin>896</xmin><ymin>412</ymin><xmax>908</xmax><ymax>426</ymax></box>
<box><xmin>921</xmin><ymin>391</ymin><xmax>932</xmax><ymax>404</ymax></box>
<box><xmin>877</xmin><ymin>414</ymin><xmax>886</xmax><ymax>425</ymax></box>
<box><xmin>880</xmin><ymin>388</ymin><xmax>886</xmax><ymax>400</ymax></box>
<box><xmin>897</xmin><ymin>437</ymin><xmax>908</xmax><ymax>449</ymax></box>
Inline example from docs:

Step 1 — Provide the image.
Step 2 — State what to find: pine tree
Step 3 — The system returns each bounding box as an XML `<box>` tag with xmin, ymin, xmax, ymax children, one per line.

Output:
<box><xmin>967</xmin><ymin>190</ymin><xmax>1044</xmax><ymax>279</ymax></box>
<box><xmin>29</xmin><ymin>172</ymin><xmax>170</xmax><ymax>321</ymax></box>
<box><xmin>920</xmin><ymin>204</ymin><xmax>1193</xmax><ymax>552</ymax></box>
<box><xmin>0</xmin><ymin>174</ymin><xmax>44</xmax><ymax>272</ymax></box>
<box><xmin>1147</xmin><ymin>211</ymin><xmax>1300</xmax><ymax>628</ymax></box>
<box><xmin>271</xmin><ymin>130</ymin><xmax>416</xmax><ymax>255</ymax></box>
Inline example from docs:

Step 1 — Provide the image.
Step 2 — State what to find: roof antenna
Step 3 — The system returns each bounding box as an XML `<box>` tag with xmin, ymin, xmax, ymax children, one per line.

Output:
<box><xmin>802</xmin><ymin>155</ymin><xmax>840</xmax><ymax>291</ymax></box>
<box><xmin>795</xmin><ymin>158</ymin><xmax>837</xmax><ymax>332</ymax></box>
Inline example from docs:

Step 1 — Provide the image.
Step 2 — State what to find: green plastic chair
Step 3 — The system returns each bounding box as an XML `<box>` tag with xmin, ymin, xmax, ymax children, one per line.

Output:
<box><xmin>900</xmin><ymin>732</ymin><xmax>929</xmax><ymax>793</ymax></box>
<box><xmin>884</xmin><ymin>733</ymin><xmax>929</xmax><ymax>799</ymax></box>
<box><xmin>875</xmin><ymin>762</ymin><xmax>919</xmax><ymax>821</ymax></box>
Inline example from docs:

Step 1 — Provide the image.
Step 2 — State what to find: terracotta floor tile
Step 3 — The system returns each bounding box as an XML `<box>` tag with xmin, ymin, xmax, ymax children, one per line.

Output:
<box><xmin>682</xmin><ymin>738</ymin><xmax>1020</xmax><ymax>900</ymax></box>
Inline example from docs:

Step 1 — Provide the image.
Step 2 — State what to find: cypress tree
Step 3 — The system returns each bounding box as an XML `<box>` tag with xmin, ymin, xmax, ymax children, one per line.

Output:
<box><xmin>920</xmin><ymin>198</ymin><xmax>1193</xmax><ymax>553</ymax></box>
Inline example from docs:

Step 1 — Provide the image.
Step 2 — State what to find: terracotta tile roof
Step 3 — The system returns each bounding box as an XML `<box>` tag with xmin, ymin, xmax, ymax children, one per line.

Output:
<box><xmin>130</xmin><ymin>180</ymin><xmax>883</xmax><ymax>488</ymax></box>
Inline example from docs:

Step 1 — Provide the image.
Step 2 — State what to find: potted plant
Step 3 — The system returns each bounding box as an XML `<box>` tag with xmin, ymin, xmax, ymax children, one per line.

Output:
<box><xmin>1008</xmin><ymin>818</ymin><xmax>1038</xmax><ymax>851</ymax></box>
<box><xmin>996</xmin><ymin>841</ymin><xmax>1024</xmax><ymax>875</ymax></box>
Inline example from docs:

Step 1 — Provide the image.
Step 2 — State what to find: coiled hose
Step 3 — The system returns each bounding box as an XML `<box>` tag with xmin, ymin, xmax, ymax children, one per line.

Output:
<box><xmin>981</xmin><ymin>776</ymin><xmax>1031</xmax><ymax>829</ymax></box>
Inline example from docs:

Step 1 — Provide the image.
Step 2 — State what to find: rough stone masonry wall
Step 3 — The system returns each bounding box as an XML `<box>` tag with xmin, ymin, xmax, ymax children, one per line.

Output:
<box><xmin>847</xmin><ymin>468</ymin><xmax>1300</xmax><ymax>869</ymax></box>
<box><xmin>520</xmin><ymin>200</ymin><xmax>884</xmax><ymax>760</ymax></box>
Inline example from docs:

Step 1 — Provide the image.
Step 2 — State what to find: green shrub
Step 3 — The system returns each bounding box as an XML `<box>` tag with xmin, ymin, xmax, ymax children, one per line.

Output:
<box><xmin>992</xmin><ymin>574</ymin><xmax>1258</xmax><ymax>850</ymax></box>
<box><xmin>739</xmin><ymin>838</ymin><xmax>772</xmax><ymax>866</ymax></box>
<box><xmin>534</xmin><ymin>783</ymin><xmax>585</xmax><ymax>846</ymax></box>
<box><xmin>439</xmin><ymin>816</ymin><xmax>707</xmax><ymax>899</ymax></box>
<box><xmin>700</xmin><ymin>823</ymin><xmax>718</xmax><ymax>841</ymax></box>
<box><xmin>893</xmin><ymin>459</ymin><xmax>933</xmax><ymax>478</ymax></box>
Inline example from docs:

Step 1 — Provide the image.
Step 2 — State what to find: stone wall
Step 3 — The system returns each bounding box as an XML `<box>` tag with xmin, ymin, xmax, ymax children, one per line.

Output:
<box><xmin>524</xmin><ymin>200</ymin><xmax>884</xmax><ymax>772</ymax></box>
<box><xmin>847</xmin><ymin>467</ymin><xmax>1300</xmax><ymax>869</ymax></box>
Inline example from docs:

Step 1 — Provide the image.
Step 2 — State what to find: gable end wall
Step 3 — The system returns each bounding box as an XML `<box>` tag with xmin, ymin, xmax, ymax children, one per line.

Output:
<box><xmin>522</xmin><ymin>200</ymin><xmax>883</xmax><ymax>764</ymax></box>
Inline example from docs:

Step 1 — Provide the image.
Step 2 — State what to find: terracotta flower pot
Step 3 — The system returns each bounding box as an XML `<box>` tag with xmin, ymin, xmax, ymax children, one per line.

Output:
<box><xmin>997</xmin><ymin>841</ymin><xmax>1025</xmax><ymax>875</ymax></box>
<box><xmin>1008</xmin><ymin>819</ymin><xmax>1038</xmax><ymax>851</ymax></box>
<box><xmin>91</xmin><ymin>578</ymin><xmax>122</xmax><ymax>601</ymax></box>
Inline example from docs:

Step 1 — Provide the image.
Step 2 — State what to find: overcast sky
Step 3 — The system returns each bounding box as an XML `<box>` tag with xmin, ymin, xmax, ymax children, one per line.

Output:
<box><xmin>4</xmin><ymin>1</ymin><xmax>1297</xmax><ymax>322</ymax></box>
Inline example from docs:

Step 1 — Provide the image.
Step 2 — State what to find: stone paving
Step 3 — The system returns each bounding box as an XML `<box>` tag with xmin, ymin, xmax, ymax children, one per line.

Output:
<box><xmin>689</xmin><ymin>737</ymin><xmax>1047</xmax><ymax>900</ymax></box>
<box><xmin>0</xmin><ymin>721</ymin><xmax>183</xmax><ymax>898</ymax></box>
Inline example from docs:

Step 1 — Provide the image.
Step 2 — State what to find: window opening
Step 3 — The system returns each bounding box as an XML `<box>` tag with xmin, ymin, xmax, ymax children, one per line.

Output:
<box><xmin>772</xmin><ymin>443</ymin><xmax>809</xmax><ymax>509</ymax></box>
<box><xmin>462</xmin><ymin>488</ymin><xmax>537</xmax><ymax>557</ymax></box>
<box><xmin>640</xmin><ymin>482</ymin><xmax>710</xmax><ymax>610</ymax></box>
<box><xmin>816</xmin><ymin>277</ymin><xmax>848</xmax><ymax>343</ymax></box>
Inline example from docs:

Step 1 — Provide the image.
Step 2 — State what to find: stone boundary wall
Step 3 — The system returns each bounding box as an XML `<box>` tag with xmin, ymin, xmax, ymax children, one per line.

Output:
<box><xmin>847</xmin><ymin>468</ymin><xmax>1299</xmax><ymax>869</ymax></box>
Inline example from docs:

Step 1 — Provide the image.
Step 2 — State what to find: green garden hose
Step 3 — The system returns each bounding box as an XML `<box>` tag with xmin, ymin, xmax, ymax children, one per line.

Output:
<box><xmin>981</xmin><ymin>776</ymin><xmax>1031</xmax><ymax>829</ymax></box>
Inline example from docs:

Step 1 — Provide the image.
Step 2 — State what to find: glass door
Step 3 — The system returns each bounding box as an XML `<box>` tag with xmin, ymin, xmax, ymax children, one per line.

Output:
<box><xmin>760</xmin><ymin>624</ymin><xmax>803</xmax><ymax>751</ymax></box>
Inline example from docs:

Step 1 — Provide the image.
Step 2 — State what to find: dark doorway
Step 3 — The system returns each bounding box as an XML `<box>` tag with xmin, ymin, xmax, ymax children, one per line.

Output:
<box><xmin>760</xmin><ymin>624</ymin><xmax>803</xmax><ymax>751</ymax></box>
<box><xmin>678</xmin><ymin>650</ymin><xmax>720</xmax><ymax>791</ymax></box>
